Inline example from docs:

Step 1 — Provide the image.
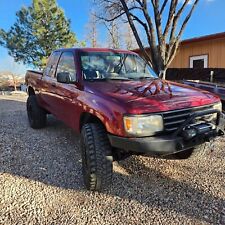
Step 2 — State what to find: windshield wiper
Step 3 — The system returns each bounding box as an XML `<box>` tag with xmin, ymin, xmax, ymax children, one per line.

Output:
<box><xmin>131</xmin><ymin>76</ymin><xmax>156</xmax><ymax>80</ymax></box>
<box><xmin>85</xmin><ymin>77</ymin><xmax>158</xmax><ymax>81</ymax></box>
<box><xmin>103</xmin><ymin>77</ymin><xmax>133</xmax><ymax>81</ymax></box>
<box><xmin>85</xmin><ymin>77</ymin><xmax>132</xmax><ymax>82</ymax></box>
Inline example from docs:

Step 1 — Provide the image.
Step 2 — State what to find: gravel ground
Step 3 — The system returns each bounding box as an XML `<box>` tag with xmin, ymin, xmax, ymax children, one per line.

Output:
<box><xmin>0</xmin><ymin>95</ymin><xmax>225</xmax><ymax>225</ymax></box>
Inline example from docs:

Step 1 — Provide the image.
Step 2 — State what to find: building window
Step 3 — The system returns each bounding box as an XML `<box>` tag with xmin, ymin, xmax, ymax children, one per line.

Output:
<box><xmin>190</xmin><ymin>55</ymin><xmax>208</xmax><ymax>68</ymax></box>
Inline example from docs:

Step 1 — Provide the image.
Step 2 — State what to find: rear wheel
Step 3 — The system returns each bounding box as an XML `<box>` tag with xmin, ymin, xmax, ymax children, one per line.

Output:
<box><xmin>26</xmin><ymin>95</ymin><xmax>46</xmax><ymax>129</ymax></box>
<box><xmin>80</xmin><ymin>123</ymin><xmax>113</xmax><ymax>191</ymax></box>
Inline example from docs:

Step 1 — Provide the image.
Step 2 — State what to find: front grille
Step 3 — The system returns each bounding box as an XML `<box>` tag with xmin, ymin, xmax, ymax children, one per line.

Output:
<box><xmin>162</xmin><ymin>104</ymin><xmax>214</xmax><ymax>133</ymax></box>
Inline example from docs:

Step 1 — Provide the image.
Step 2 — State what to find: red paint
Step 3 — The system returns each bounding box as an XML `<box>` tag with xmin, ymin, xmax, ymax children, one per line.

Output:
<box><xmin>25</xmin><ymin>48</ymin><xmax>220</xmax><ymax>137</ymax></box>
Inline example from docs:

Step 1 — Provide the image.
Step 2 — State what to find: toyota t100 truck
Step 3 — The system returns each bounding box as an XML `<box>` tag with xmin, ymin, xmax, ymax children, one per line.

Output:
<box><xmin>25</xmin><ymin>48</ymin><xmax>224</xmax><ymax>191</ymax></box>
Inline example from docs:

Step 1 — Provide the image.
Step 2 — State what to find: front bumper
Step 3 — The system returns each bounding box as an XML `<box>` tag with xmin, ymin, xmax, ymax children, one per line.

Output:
<box><xmin>108</xmin><ymin>110</ymin><xmax>225</xmax><ymax>156</ymax></box>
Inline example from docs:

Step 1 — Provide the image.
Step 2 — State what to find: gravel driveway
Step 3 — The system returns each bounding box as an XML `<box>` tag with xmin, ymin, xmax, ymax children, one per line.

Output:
<box><xmin>0</xmin><ymin>95</ymin><xmax>224</xmax><ymax>225</ymax></box>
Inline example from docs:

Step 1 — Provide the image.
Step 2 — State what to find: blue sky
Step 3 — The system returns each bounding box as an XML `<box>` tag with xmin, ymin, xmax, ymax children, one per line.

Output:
<box><xmin>0</xmin><ymin>0</ymin><xmax>224</xmax><ymax>75</ymax></box>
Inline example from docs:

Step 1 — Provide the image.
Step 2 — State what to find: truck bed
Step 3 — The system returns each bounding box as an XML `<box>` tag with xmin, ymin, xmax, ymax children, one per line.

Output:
<box><xmin>25</xmin><ymin>70</ymin><xmax>44</xmax><ymax>98</ymax></box>
<box><xmin>27</xmin><ymin>70</ymin><xmax>43</xmax><ymax>75</ymax></box>
<box><xmin>25</xmin><ymin>70</ymin><xmax>43</xmax><ymax>85</ymax></box>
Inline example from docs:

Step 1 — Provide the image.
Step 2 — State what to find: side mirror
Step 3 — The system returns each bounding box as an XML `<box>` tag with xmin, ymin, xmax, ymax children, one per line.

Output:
<box><xmin>56</xmin><ymin>72</ymin><xmax>72</xmax><ymax>83</ymax></box>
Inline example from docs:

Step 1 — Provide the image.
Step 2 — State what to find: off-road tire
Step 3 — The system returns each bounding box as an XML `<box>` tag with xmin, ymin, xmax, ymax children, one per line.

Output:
<box><xmin>26</xmin><ymin>95</ymin><xmax>47</xmax><ymax>129</ymax></box>
<box><xmin>81</xmin><ymin>123</ymin><xmax>113</xmax><ymax>191</ymax></box>
<box><xmin>172</xmin><ymin>142</ymin><xmax>210</xmax><ymax>160</ymax></box>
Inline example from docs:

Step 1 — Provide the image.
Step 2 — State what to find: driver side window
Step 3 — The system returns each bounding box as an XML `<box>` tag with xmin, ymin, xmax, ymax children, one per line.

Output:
<box><xmin>56</xmin><ymin>52</ymin><xmax>76</xmax><ymax>82</ymax></box>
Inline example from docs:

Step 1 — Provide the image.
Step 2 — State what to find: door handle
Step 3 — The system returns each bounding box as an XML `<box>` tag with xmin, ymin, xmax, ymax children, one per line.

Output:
<box><xmin>51</xmin><ymin>83</ymin><xmax>56</xmax><ymax>87</ymax></box>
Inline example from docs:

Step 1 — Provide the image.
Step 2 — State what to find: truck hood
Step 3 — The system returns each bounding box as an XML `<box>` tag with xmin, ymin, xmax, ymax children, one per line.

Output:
<box><xmin>84</xmin><ymin>79</ymin><xmax>219</xmax><ymax>114</ymax></box>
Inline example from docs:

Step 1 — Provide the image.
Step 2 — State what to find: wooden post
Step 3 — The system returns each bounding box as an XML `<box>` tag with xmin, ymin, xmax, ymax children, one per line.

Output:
<box><xmin>210</xmin><ymin>70</ymin><xmax>214</xmax><ymax>83</ymax></box>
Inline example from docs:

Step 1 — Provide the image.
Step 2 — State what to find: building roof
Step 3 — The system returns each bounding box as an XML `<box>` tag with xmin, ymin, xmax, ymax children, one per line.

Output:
<box><xmin>133</xmin><ymin>31</ymin><xmax>225</xmax><ymax>52</ymax></box>
<box><xmin>181</xmin><ymin>32</ymin><xmax>225</xmax><ymax>45</ymax></box>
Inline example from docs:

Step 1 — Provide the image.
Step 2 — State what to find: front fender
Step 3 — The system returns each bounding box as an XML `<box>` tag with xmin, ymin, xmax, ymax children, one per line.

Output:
<box><xmin>79</xmin><ymin>94</ymin><xmax>126</xmax><ymax>136</ymax></box>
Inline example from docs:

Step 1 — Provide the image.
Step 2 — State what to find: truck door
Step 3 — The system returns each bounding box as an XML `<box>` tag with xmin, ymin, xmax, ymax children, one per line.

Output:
<box><xmin>53</xmin><ymin>51</ymin><xmax>81</xmax><ymax>128</ymax></box>
<box><xmin>40</xmin><ymin>51</ymin><xmax>61</xmax><ymax>112</ymax></box>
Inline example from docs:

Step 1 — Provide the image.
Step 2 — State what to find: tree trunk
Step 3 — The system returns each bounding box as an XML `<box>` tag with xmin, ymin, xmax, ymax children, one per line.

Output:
<box><xmin>96</xmin><ymin>0</ymin><xmax>199</xmax><ymax>77</ymax></box>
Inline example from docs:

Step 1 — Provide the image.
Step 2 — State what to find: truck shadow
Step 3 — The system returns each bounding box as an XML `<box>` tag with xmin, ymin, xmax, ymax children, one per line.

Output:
<box><xmin>109</xmin><ymin>157</ymin><xmax>224</xmax><ymax>224</ymax></box>
<box><xmin>0</xmin><ymin>98</ymin><xmax>83</xmax><ymax>190</ymax></box>
<box><xmin>0</xmin><ymin>98</ymin><xmax>224</xmax><ymax>224</ymax></box>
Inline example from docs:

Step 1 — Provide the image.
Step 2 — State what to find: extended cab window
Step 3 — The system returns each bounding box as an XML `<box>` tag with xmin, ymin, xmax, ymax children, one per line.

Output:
<box><xmin>56</xmin><ymin>52</ymin><xmax>76</xmax><ymax>82</ymax></box>
<box><xmin>44</xmin><ymin>51</ymin><xmax>61</xmax><ymax>77</ymax></box>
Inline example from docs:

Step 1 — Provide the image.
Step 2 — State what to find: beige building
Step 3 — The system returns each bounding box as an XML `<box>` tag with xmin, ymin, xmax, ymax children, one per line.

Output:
<box><xmin>134</xmin><ymin>32</ymin><xmax>225</xmax><ymax>69</ymax></box>
<box><xmin>169</xmin><ymin>32</ymin><xmax>225</xmax><ymax>69</ymax></box>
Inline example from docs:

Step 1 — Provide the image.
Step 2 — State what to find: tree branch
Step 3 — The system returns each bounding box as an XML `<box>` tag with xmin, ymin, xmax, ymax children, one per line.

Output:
<box><xmin>96</xmin><ymin>6</ymin><xmax>141</xmax><ymax>22</ymax></box>
<box><xmin>160</xmin><ymin>0</ymin><xmax>169</xmax><ymax>15</ymax></box>
<box><xmin>169</xmin><ymin>0</ymin><xmax>189</xmax><ymax>42</ymax></box>
<box><xmin>142</xmin><ymin>0</ymin><xmax>161</xmax><ymax>72</ymax></box>
<box><xmin>151</xmin><ymin>0</ymin><xmax>165</xmax><ymax>65</ymax></box>
<box><xmin>163</xmin><ymin>0</ymin><xmax>178</xmax><ymax>37</ymax></box>
<box><xmin>166</xmin><ymin>0</ymin><xmax>199</xmax><ymax>67</ymax></box>
<box><xmin>96</xmin><ymin>0</ymin><xmax>200</xmax><ymax>75</ymax></box>
<box><xmin>129</xmin><ymin>12</ymin><xmax>152</xmax><ymax>57</ymax></box>
<box><xmin>120</xmin><ymin>0</ymin><xmax>153</xmax><ymax>66</ymax></box>
<box><xmin>177</xmin><ymin>0</ymin><xmax>199</xmax><ymax>40</ymax></box>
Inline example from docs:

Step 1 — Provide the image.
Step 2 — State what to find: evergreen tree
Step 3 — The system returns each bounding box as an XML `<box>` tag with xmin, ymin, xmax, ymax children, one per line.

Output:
<box><xmin>0</xmin><ymin>0</ymin><xmax>81</xmax><ymax>68</ymax></box>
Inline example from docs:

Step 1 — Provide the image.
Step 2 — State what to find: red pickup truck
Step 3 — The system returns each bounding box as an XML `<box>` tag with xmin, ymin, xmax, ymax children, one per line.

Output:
<box><xmin>25</xmin><ymin>48</ymin><xmax>224</xmax><ymax>191</ymax></box>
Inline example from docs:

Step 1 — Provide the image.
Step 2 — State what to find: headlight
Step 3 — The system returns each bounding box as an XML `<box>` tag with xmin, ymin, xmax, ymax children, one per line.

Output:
<box><xmin>203</xmin><ymin>102</ymin><xmax>222</xmax><ymax>122</ymax></box>
<box><xmin>123</xmin><ymin>115</ymin><xmax>163</xmax><ymax>136</ymax></box>
<box><xmin>212</xmin><ymin>101</ymin><xmax>222</xmax><ymax>120</ymax></box>
<box><xmin>213</xmin><ymin>102</ymin><xmax>222</xmax><ymax>112</ymax></box>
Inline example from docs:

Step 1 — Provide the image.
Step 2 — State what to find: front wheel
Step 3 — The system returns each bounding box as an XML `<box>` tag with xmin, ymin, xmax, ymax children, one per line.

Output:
<box><xmin>80</xmin><ymin>123</ymin><xmax>113</xmax><ymax>191</ymax></box>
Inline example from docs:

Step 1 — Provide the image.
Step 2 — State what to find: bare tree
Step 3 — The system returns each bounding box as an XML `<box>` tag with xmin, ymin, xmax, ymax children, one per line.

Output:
<box><xmin>11</xmin><ymin>73</ymin><xmax>18</xmax><ymax>91</ymax></box>
<box><xmin>0</xmin><ymin>72</ymin><xmax>20</xmax><ymax>91</ymax></box>
<box><xmin>86</xmin><ymin>11</ymin><xmax>99</xmax><ymax>47</ymax></box>
<box><xmin>104</xmin><ymin>19</ymin><xmax>121</xmax><ymax>49</ymax></box>
<box><xmin>96</xmin><ymin>0</ymin><xmax>199</xmax><ymax>77</ymax></box>
<box><xmin>122</xmin><ymin>23</ymin><xmax>138</xmax><ymax>50</ymax></box>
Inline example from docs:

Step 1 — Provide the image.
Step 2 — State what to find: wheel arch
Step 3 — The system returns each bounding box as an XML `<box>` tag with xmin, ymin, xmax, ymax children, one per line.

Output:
<box><xmin>79</xmin><ymin>112</ymin><xmax>106</xmax><ymax>132</ymax></box>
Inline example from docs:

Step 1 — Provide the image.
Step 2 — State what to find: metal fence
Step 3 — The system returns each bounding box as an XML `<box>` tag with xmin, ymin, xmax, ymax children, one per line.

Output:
<box><xmin>166</xmin><ymin>68</ymin><xmax>225</xmax><ymax>83</ymax></box>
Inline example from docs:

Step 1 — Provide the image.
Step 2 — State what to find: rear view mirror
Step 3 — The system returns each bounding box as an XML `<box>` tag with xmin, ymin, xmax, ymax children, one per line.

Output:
<box><xmin>57</xmin><ymin>72</ymin><xmax>72</xmax><ymax>83</ymax></box>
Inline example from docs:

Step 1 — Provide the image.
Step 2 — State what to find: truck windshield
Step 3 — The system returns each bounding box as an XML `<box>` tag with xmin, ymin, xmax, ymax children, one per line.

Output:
<box><xmin>80</xmin><ymin>52</ymin><xmax>158</xmax><ymax>81</ymax></box>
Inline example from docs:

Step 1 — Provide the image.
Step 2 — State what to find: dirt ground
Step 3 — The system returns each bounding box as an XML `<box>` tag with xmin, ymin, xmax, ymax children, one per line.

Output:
<box><xmin>0</xmin><ymin>95</ymin><xmax>224</xmax><ymax>225</ymax></box>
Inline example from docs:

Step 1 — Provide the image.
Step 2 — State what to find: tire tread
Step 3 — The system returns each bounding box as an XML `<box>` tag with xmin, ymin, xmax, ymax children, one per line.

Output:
<box><xmin>27</xmin><ymin>95</ymin><xmax>46</xmax><ymax>129</ymax></box>
<box><xmin>81</xmin><ymin>123</ymin><xmax>113</xmax><ymax>191</ymax></box>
